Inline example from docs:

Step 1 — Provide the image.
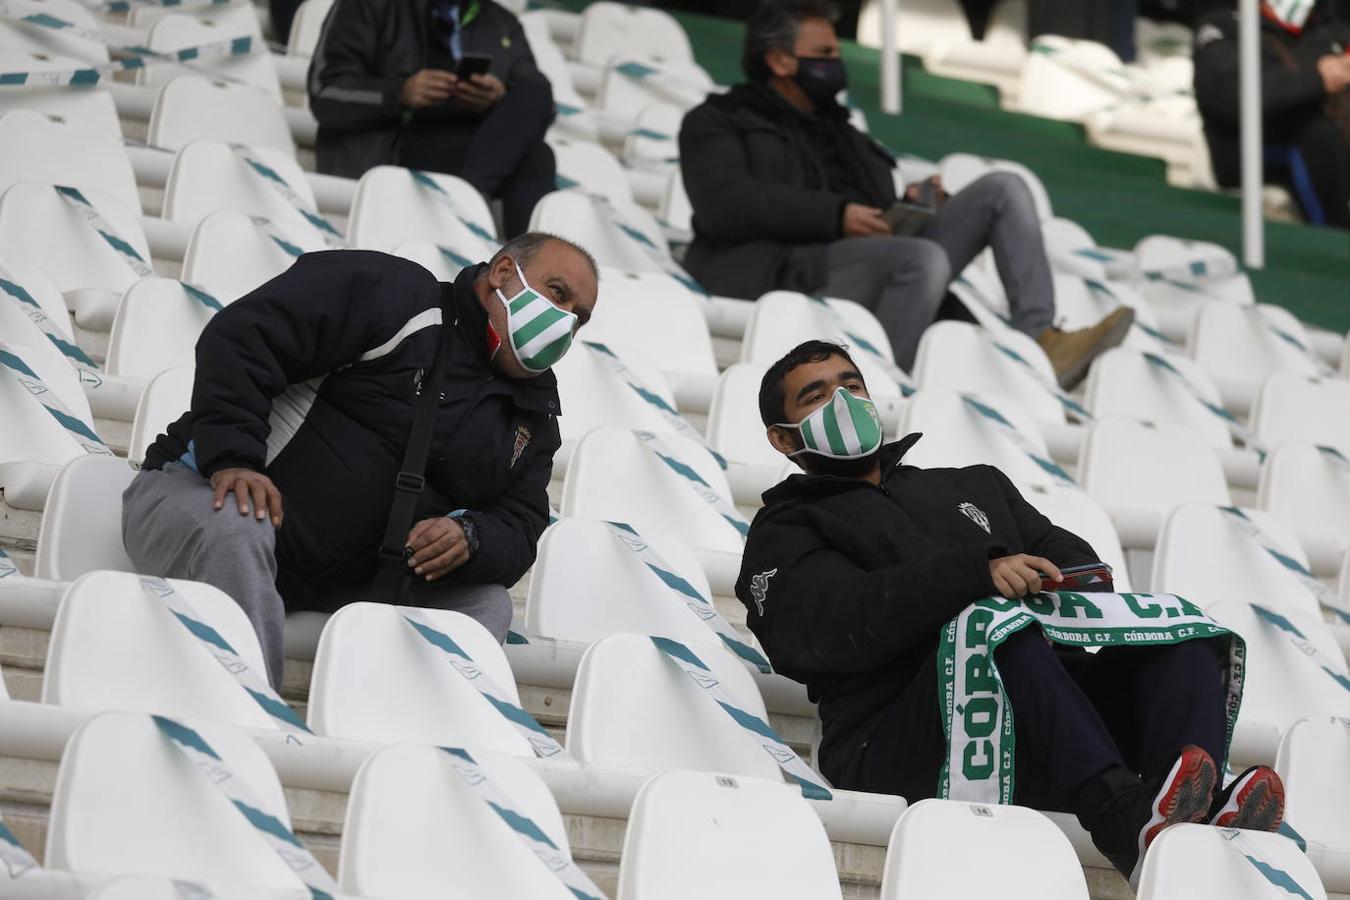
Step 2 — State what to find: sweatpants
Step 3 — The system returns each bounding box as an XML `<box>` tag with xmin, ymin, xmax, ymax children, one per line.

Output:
<box><xmin>833</xmin><ymin>627</ymin><xmax>1228</xmax><ymax>819</ymax></box>
<box><xmin>399</xmin><ymin>80</ymin><xmax>558</xmax><ymax>238</ymax></box>
<box><xmin>817</xmin><ymin>171</ymin><xmax>1056</xmax><ymax>370</ymax></box>
<box><xmin>121</xmin><ymin>463</ymin><xmax>514</xmax><ymax>688</ymax></box>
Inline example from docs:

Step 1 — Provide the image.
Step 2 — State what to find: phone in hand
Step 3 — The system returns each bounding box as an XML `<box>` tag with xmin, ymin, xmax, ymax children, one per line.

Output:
<box><xmin>1051</xmin><ymin>562</ymin><xmax>1114</xmax><ymax>590</ymax></box>
<box><xmin>454</xmin><ymin>53</ymin><xmax>492</xmax><ymax>80</ymax></box>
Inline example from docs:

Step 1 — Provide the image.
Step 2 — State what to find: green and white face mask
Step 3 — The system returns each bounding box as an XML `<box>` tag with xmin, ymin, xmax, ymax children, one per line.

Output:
<box><xmin>1266</xmin><ymin>0</ymin><xmax>1314</xmax><ymax>29</ymax></box>
<box><xmin>495</xmin><ymin>262</ymin><xmax>578</xmax><ymax>373</ymax></box>
<box><xmin>778</xmin><ymin>386</ymin><xmax>884</xmax><ymax>460</ymax></box>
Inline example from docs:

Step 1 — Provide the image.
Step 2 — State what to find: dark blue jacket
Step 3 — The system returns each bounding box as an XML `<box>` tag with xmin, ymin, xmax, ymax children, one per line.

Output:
<box><xmin>144</xmin><ymin>251</ymin><xmax>560</xmax><ymax>607</ymax></box>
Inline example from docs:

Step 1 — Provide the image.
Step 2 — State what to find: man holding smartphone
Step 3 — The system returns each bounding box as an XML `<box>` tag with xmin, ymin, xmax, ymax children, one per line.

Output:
<box><xmin>739</xmin><ymin>340</ymin><xmax>1287</xmax><ymax>884</ymax></box>
<box><xmin>309</xmin><ymin>0</ymin><xmax>557</xmax><ymax>236</ymax></box>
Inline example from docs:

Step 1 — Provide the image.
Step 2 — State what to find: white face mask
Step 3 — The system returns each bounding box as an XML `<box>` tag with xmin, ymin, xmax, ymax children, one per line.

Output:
<box><xmin>777</xmin><ymin>386</ymin><xmax>884</xmax><ymax>460</ymax></box>
<box><xmin>1266</xmin><ymin>0</ymin><xmax>1314</xmax><ymax>30</ymax></box>
<box><xmin>494</xmin><ymin>262</ymin><xmax>578</xmax><ymax>373</ymax></box>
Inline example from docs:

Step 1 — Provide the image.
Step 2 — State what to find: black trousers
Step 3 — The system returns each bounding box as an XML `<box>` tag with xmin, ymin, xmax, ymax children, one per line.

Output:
<box><xmin>399</xmin><ymin>81</ymin><xmax>557</xmax><ymax>238</ymax></box>
<box><xmin>838</xmin><ymin>627</ymin><xmax>1228</xmax><ymax>818</ymax></box>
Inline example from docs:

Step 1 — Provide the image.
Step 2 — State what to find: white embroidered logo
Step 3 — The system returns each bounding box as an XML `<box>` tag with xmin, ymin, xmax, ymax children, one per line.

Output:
<box><xmin>749</xmin><ymin>568</ymin><xmax>777</xmax><ymax>616</ymax></box>
<box><xmin>958</xmin><ymin>502</ymin><xmax>991</xmax><ymax>535</ymax></box>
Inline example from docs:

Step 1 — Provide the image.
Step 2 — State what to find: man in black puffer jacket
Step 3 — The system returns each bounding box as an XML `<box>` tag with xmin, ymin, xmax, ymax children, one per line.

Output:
<box><xmin>308</xmin><ymin>0</ymin><xmax>556</xmax><ymax>236</ymax></box>
<box><xmin>124</xmin><ymin>235</ymin><xmax>598</xmax><ymax>687</ymax></box>
<box><xmin>736</xmin><ymin>340</ymin><xmax>1284</xmax><ymax>881</ymax></box>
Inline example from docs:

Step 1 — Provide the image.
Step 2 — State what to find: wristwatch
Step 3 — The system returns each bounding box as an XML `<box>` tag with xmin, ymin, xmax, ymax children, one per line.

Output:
<box><xmin>458</xmin><ymin>514</ymin><xmax>481</xmax><ymax>560</ymax></box>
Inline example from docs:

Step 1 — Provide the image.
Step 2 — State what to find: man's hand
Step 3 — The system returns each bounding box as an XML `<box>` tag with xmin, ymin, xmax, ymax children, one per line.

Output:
<box><xmin>401</xmin><ymin>69</ymin><xmax>458</xmax><ymax>108</ymax></box>
<box><xmin>904</xmin><ymin>174</ymin><xmax>949</xmax><ymax>207</ymax></box>
<box><xmin>211</xmin><ymin>467</ymin><xmax>283</xmax><ymax>527</ymax></box>
<box><xmin>1317</xmin><ymin>54</ymin><xmax>1350</xmax><ymax>94</ymax></box>
<box><xmin>842</xmin><ymin>202</ymin><xmax>891</xmax><ymax>237</ymax></box>
<box><xmin>449</xmin><ymin>73</ymin><xmax>506</xmax><ymax>112</ymax></box>
<box><xmin>989</xmin><ymin>554</ymin><xmax>1063</xmax><ymax>599</ymax></box>
<box><xmin>406</xmin><ymin>517</ymin><xmax>471</xmax><ymax>581</ymax></box>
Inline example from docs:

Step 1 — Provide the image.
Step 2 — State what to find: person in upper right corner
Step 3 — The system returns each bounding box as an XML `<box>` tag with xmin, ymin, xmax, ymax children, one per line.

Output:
<box><xmin>677</xmin><ymin>0</ymin><xmax>1134</xmax><ymax>388</ymax></box>
<box><xmin>1194</xmin><ymin>0</ymin><xmax>1350</xmax><ymax>229</ymax></box>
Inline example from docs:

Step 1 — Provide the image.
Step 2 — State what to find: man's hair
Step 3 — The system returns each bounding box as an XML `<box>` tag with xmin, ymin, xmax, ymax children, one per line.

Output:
<box><xmin>489</xmin><ymin>232</ymin><xmax>599</xmax><ymax>282</ymax></box>
<box><xmin>742</xmin><ymin>0</ymin><xmax>840</xmax><ymax>82</ymax></box>
<box><xmin>759</xmin><ymin>339</ymin><xmax>860</xmax><ymax>427</ymax></box>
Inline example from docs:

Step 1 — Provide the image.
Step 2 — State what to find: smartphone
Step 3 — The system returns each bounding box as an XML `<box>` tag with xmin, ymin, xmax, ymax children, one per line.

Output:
<box><xmin>455</xmin><ymin>53</ymin><xmax>492</xmax><ymax>80</ymax></box>
<box><xmin>1052</xmin><ymin>562</ymin><xmax>1114</xmax><ymax>590</ymax></box>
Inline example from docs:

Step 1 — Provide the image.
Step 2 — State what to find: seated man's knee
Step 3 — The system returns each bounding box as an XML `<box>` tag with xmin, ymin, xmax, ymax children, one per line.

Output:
<box><xmin>975</xmin><ymin>171</ymin><xmax>1034</xmax><ymax>210</ymax></box>
<box><xmin>196</xmin><ymin>506</ymin><xmax>278</xmax><ymax>557</ymax></box>
<box><xmin>909</xmin><ymin>240</ymin><xmax>952</xmax><ymax>299</ymax></box>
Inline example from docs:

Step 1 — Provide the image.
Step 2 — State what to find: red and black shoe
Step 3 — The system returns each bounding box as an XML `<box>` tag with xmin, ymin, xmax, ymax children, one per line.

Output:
<box><xmin>1208</xmin><ymin>766</ymin><xmax>1285</xmax><ymax>832</ymax></box>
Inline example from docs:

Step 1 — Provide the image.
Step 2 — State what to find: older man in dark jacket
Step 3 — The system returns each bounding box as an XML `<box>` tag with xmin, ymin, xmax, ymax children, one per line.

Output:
<box><xmin>737</xmin><ymin>339</ymin><xmax>1287</xmax><ymax>882</ymax></box>
<box><xmin>679</xmin><ymin>0</ymin><xmax>1131</xmax><ymax>387</ymax></box>
<box><xmin>1194</xmin><ymin>0</ymin><xmax>1350</xmax><ymax>228</ymax></box>
<box><xmin>308</xmin><ymin>0</ymin><xmax>556</xmax><ymax>236</ymax></box>
<box><xmin>123</xmin><ymin>236</ymin><xmax>598</xmax><ymax>686</ymax></box>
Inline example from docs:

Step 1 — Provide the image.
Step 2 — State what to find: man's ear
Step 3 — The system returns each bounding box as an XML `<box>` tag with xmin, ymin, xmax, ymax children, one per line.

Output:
<box><xmin>765</xmin><ymin>46</ymin><xmax>797</xmax><ymax>79</ymax></box>
<box><xmin>488</xmin><ymin>254</ymin><xmax>515</xmax><ymax>292</ymax></box>
<box><xmin>766</xmin><ymin>424</ymin><xmax>800</xmax><ymax>456</ymax></box>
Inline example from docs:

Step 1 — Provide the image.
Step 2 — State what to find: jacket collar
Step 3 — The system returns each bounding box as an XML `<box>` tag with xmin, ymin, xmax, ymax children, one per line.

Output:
<box><xmin>719</xmin><ymin>81</ymin><xmax>850</xmax><ymax>125</ymax></box>
<box><xmin>759</xmin><ymin>433</ymin><xmax>924</xmax><ymax>507</ymax></box>
<box><xmin>448</xmin><ymin>264</ymin><xmax>561</xmax><ymax>415</ymax></box>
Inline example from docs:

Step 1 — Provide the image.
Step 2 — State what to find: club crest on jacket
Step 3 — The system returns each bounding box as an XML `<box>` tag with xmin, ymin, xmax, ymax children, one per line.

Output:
<box><xmin>510</xmin><ymin>425</ymin><xmax>532</xmax><ymax>468</ymax></box>
<box><xmin>958</xmin><ymin>501</ymin><xmax>991</xmax><ymax>534</ymax></box>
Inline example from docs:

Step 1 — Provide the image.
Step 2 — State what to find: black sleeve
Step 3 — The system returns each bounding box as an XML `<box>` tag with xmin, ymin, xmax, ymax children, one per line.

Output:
<box><xmin>450</xmin><ymin>415</ymin><xmax>558</xmax><ymax>587</ymax></box>
<box><xmin>678</xmin><ymin>104</ymin><xmax>847</xmax><ymax>243</ymax></box>
<box><xmin>987</xmin><ymin>467</ymin><xmax>1100</xmax><ymax>568</ymax></box>
<box><xmin>501</xmin><ymin>14</ymin><xmax>549</xmax><ymax>88</ymax></box>
<box><xmin>735</xmin><ymin>510</ymin><xmax>1002</xmax><ymax>675</ymax></box>
<box><xmin>307</xmin><ymin>0</ymin><xmax>407</xmax><ymax>131</ymax></box>
<box><xmin>189</xmin><ymin>252</ymin><xmax>437</xmax><ymax>477</ymax></box>
<box><xmin>1193</xmin><ymin>15</ymin><xmax>1327</xmax><ymax>127</ymax></box>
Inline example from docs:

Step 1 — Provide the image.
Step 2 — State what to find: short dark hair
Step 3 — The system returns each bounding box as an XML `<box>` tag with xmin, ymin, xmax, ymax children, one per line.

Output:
<box><xmin>742</xmin><ymin>0</ymin><xmax>840</xmax><ymax>82</ymax></box>
<box><xmin>489</xmin><ymin>232</ymin><xmax>599</xmax><ymax>282</ymax></box>
<box><xmin>759</xmin><ymin>339</ymin><xmax>860</xmax><ymax>427</ymax></box>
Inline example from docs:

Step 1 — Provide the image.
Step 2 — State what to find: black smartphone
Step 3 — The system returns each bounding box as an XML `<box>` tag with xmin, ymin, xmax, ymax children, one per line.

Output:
<box><xmin>455</xmin><ymin>53</ymin><xmax>492</xmax><ymax>80</ymax></box>
<box><xmin>1052</xmin><ymin>562</ymin><xmax>1114</xmax><ymax>590</ymax></box>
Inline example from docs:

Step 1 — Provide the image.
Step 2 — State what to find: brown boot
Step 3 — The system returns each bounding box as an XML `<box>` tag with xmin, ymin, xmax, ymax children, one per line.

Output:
<box><xmin>1036</xmin><ymin>306</ymin><xmax>1136</xmax><ymax>390</ymax></box>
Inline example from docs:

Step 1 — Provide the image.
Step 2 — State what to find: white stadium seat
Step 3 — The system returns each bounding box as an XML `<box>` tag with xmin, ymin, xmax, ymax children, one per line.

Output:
<box><xmin>1083</xmin><ymin>347</ymin><xmax>1234</xmax><ymax>451</ymax></box>
<box><xmin>1276</xmin><ymin>717</ymin><xmax>1350</xmax><ymax>893</ymax></box>
<box><xmin>572</xmin><ymin>1</ymin><xmax>694</xmax><ymax>68</ymax></box>
<box><xmin>0</xmin><ymin>0</ymin><xmax>109</xmax><ymax>62</ymax></box>
<box><xmin>1136</xmin><ymin>824</ymin><xmax>1326</xmax><ymax>899</ymax></box>
<box><xmin>136</xmin><ymin>14</ymin><xmax>281</xmax><ymax>100</ymax></box>
<box><xmin>286</xmin><ymin>0</ymin><xmax>334</xmax><ymax>58</ymax></box>
<box><xmin>307</xmin><ymin>603</ymin><xmax>534</xmax><ymax>754</ymax></box>
<box><xmin>1258</xmin><ymin>442</ymin><xmax>1350</xmax><ymax>576</ymax></box>
<box><xmin>529</xmin><ymin>190</ymin><xmax>670</xmax><ymax>274</ymax></box>
<box><xmin>913</xmin><ymin>320</ymin><xmax>1067</xmax><ymax>425</ymax></box>
<box><xmin>33</xmin><ymin>454</ymin><xmax>137</xmax><ymax>580</ymax></box>
<box><xmin>347</xmin><ymin>165</ymin><xmax>498</xmax><ymax>257</ymax></box>
<box><xmin>0</xmin><ymin>255</ymin><xmax>78</xmax><ymax>349</ymax></box>
<box><xmin>1016</xmin><ymin>36</ymin><xmax>1130</xmax><ymax>122</ymax></box>
<box><xmin>1251</xmin><ymin>373</ymin><xmax>1350</xmax><ymax>456</ymax></box>
<box><xmin>551</xmin><ymin>341</ymin><xmax>681</xmax><ymax>456</ymax></box>
<box><xmin>127</xmin><ymin>367</ymin><xmax>193</xmax><ymax>464</ymax></box>
<box><xmin>881</xmin><ymin>799</ymin><xmax>1089</xmax><ymax>899</ymax></box>
<box><xmin>147</xmin><ymin>75</ymin><xmax>296</xmax><ymax>156</ymax></box>
<box><xmin>520</xmin><ymin>12</ymin><xmax>601</xmax><ymax>143</ymax></box>
<box><xmin>0</xmin><ymin>109</ymin><xmax>140</xmax><ymax>214</ymax></box>
<box><xmin>617</xmin><ymin>769</ymin><xmax>843</xmax><ymax>900</ymax></box>
<box><xmin>126</xmin><ymin>0</ymin><xmax>264</xmax><ymax>36</ymax></box>
<box><xmin>550</xmin><ymin>135</ymin><xmax>634</xmax><ymax>204</ymax></box>
<box><xmin>1205</xmin><ymin>599</ymin><xmax>1350</xmax><ymax>766</ymax></box>
<box><xmin>1188</xmin><ymin>301</ymin><xmax>1322</xmax><ymax>413</ymax></box>
<box><xmin>46</xmin><ymin>711</ymin><xmax>307</xmax><ymax>891</ymax></box>
<box><xmin>1152</xmin><ymin>503</ymin><xmax>1322</xmax><ymax>617</ymax></box>
<box><xmin>566</xmin><ymin>634</ymin><xmax>781</xmax><ymax>780</ymax></box>
<box><xmin>0</xmin><ymin>56</ymin><xmax>122</xmax><ymax>140</ymax></box>
<box><xmin>106</xmin><ymin>278</ymin><xmax>220</xmax><ymax>381</ymax></box>
<box><xmin>85</xmin><ymin>876</ymin><xmax>291</xmax><ymax>900</ymax></box>
<box><xmin>597</xmin><ymin>56</ymin><xmax>716</xmax><ymax>119</ymax></box>
<box><xmin>180</xmin><ymin>210</ymin><xmax>325</xmax><ymax>299</ymax></box>
<box><xmin>1019</xmin><ymin>483</ymin><xmax>1133</xmax><ymax>592</ymax></box>
<box><xmin>341</xmin><ymin>744</ymin><xmax>579</xmax><ymax>900</ymax></box>
<box><xmin>162</xmin><ymin>139</ymin><xmax>322</xmax><ymax>235</ymax></box>
<box><xmin>706</xmin><ymin>363</ymin><xmax>788</xmax><ymax>469</ymax></box>
<box><xmin>43</xmin><ymin>570</ymin><xmax>280</xmax><ymax>729</ymax></box>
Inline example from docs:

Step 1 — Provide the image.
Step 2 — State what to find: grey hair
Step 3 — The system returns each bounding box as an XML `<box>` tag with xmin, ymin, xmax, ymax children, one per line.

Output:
<box><xmin>742</xmin><ymin>0</ymin><xmax>840</xmax><ymax>82</ymax></box>
<box><xmin>488</xmin><ymin>232</ymin><xmax>599</xmax><ymax>281</ymax></box>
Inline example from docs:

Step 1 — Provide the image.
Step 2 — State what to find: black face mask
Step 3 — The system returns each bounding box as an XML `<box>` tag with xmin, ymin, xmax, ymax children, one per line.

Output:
<box><xmin>791</xmin><ymin>55</ymin><xmax>848</xmax><ymax>106</ymax></box>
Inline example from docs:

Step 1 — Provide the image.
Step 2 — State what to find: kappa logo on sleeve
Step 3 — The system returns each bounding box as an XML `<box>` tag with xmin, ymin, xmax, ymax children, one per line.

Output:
<box><xmin>749</xmin><ymin>568</ymin><xmax>778</xmax><ymax>616</ymax></box>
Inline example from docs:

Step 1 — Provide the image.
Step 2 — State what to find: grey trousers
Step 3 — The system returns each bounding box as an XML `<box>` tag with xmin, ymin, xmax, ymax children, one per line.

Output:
<box><xmin>819</xmin><ymin>171</ymin><xmax>1056</xmax><ymax>370</ymax></box>
<box><xmin>122</xmin><ymin>464</ymin><xmax>514</xmax><ymax>688</ymax></box>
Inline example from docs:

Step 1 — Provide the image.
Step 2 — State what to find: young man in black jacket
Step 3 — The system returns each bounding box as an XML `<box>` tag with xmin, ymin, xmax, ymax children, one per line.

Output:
<box><xmin>308</xmin><ymin>0</ymin><xmax>556</xmax><ymax>236</ymax></box>
<box><xmin>736</xmin><ymin>340</ymin><xmax>1286</xmax><ymax>881</ymax></box>
<box><xmin>123</xmin><ymin>235</ymin><xmax>597</xmax><ymax>687</ymax></box>
<box><xmin>1194</xmin><ymin>0</ymin><xmax>1350</xmax><ymax>228</ymax></box>
<box><xmin>678</xmin><ymin>0</ymin><xmax>1132</xmax><ymax>387</ymax></box>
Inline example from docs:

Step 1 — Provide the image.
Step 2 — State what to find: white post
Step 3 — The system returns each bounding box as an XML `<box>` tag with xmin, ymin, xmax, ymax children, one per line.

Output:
<box><xmin>880</xmin><ymin>0</ymin><xmax>902</xmax><ymax>114</ymax></box>
<box><xmin>1238</xmin><ymin>0</ymin><xmax>1264</xmax><ymax>268</ymax></box>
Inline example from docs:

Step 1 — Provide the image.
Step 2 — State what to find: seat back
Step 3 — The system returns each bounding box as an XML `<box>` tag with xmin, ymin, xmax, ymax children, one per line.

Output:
<box><xmin>1276</xmin><ymin>716</ymin><xmax>1350</xmax><ymax>861</ymax></box>
<box><xmin>566</xmin><ymin>634</ymin><xmax>781</xmax><ymax>779</ymax></box>
<box><xmin>1257</xmin><ymin>443</ymin><xmax>1350</xmax><ymax>566</ymax></box>
<box><xmin>1251</xmin><ymin>373</ymin><xmax>1350</xmax><ymax>456</ymax></box>
<box><xmin>286</xmin><ymin>0</ymin><xmax>334</xmax><ymax>57</ymax></box>
<box><xmin>881</xmin><ymin>799</ymin><xmax>1088</xmax><ymax>899</ymax></box>
<box><xmin>181</xmin><ymin>210</ymin><xmax>323</xmax><ymax>299</ymax></box>
<box><xmin>525</xmin><ymin>517</ymin><xmax>721</xmax><ymax>645</ymax></box>
<box><xmin>46</xmin><ymin>711</ymin><xmax>301</xmax><ymax>889</ymax></box>
<box><xmin>1017</xmin><ymin>36</ymin><xmax>1128</xmax><ymax>120</ymax></box>
<box><xmin>913</xmin><ymin>320</ymin><xmax>1064</xmax><ymax>424</ymax></box>
<box><xmin>899</xmin><ymin>389</ymin><xmax>1062</xmax><ymax>490</ymax></box>
<box><xmin>34</xmin><ymin>455</ymin><xmax>138</xmax><ymax>580</ymax></box>
<box><xmin>584</xmin><ymin>268</ymin><xmax>718</xmax><ymax>385</ymax></box>
<box><xmin>347</xmin><ymin>165</ymin><xmax>497</xmax><ymax>256</ymax></box>
<box><xmin>307</xmin><ymin>603</ymin><xmax>532</xmax><ymax>754</ymax></box>
<box><xmin>340</xmin><ymin>744</ymin><xmax>576</xmax><ymax>899</ymax></box>
<box><xmin>163</xmin><ymin>140</ymin><xmax>319</xmax><ymax>232</ymax></box>
<box><xmin>0</xmin><ymin>0</ymin><xmax>110</xmax><ymax>62</ymax></box>
<box><xmin>573</xmin><ymin>2</ymin><xmax>694</xmax><ymax>67</ymax></box>
<box><xmin>107</xmin><ymin>278</ymin><xmax>220</xmax><ymax>381</ymax></box>
<box><xmin>1083</xmin><ymin>347</ymin><xmax>1233</xmax><ymax>450</ymax></box>
<box><xmin>529</xmin><ymin>190</ymin><xmax>668</xmax><ymax>273</ymax></box>
<box><xmin>617</xmin><ymin>769</ymin><xmax>843</xmax><ymax>900</ymax></box>
<box><xmin>562</xmin><ymin>427</ymin><xmax>744</xmax><ymax>556</ymax></box>
<box><xmin>1018</xmin><ymin>484</ymin><xmax>1132</xmax><ymax>592</ymax></box>
<box><xmin>0</xmin><ymin>54</ymin><xmax>122</xmax><ymax>140</ymax></box>
<box><xmin>128</xmin><ymin>368</ymin><xmax>194</xmax><ymax>464</ymax></box>
<box><xmin>1135</xmin><ymin>824</ymin><xmax>1325</xmax><ymax>899</ymax></box>
<box><xmin>1152</xmin><ymin>503</ymin><xmax>1320</xmax><ymax>617</ymax></box>
<box><xmin>0</xmin><ymin>109</ymin><xmax>140</xmax><ymax>214</ymax></box>
<box><xmin>1189</xmin><ymin>301</ymin><xmax>1321</xmax><ymax>394</ymax></box>
<box><xmin>707</xmin><ymin>363</ymin><xmax>787</xmax><ymax>469</ymax></box>
<box><xmin>147</xmin><ymin>75</ymin><xmax>295</xmax><ymax>155</ymax></box>
<box><xmin>137</xmin><ymin>14</ymin><xmax>281</xmax><ymax>99</ymax></box>
<box><xmin>550</xmin><ymin>135</ymin><xmax>633</xmax><ymax>203</ymax></box>
<box><xmin>43</xmin><ymin>570</ymin><xmax>278</xmax><ymax>728</ymax></box>
<box><xmin>552</xmin><ymin>341</ymin><xmax>679</xmax><ymax>450</ymax></box>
